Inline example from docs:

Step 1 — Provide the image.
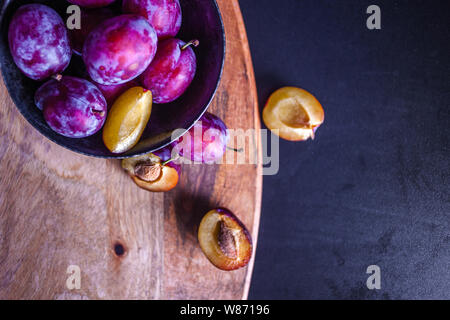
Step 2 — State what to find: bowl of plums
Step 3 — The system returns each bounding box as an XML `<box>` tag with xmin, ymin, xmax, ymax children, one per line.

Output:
<box><xmin>0</xmin><ymin>0</ymin><xmax>225</xmax><ymax>158</ymax></box>
<box><xmin>1</xmin><ymin>1</ymin><xmax>256</xmax><ymax>272</ymax></box>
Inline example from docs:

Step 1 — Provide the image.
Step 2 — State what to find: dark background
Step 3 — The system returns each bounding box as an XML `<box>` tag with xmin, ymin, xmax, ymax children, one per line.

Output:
<box><xmin>239</xmin><ymin>0</ymin><xmax>449</xmax><ymax>299</ymax></box>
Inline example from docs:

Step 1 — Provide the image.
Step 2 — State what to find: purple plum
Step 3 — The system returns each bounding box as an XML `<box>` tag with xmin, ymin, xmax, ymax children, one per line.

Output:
<box><xmin>35</xmin><ymin>76</ymin><xmax>107</xmax><ymax>138</ymax></box>
<box><xmin>67</xmin><ymin>0</ymin><xmax>116</xmax><ymax>8</ymax></box>
<box><xmin>122</xmin><ymin>0</ymin><xmax>182</xmax><ymax>39</ymax></box>
<box><xmin>172</xmin><ymin>112</ymin><xmax>229</xmax><ymax>163</ymax></box>
<box><xmin>83</xmin><ymin>14</ymin><xmax>158</xmax><ymax>85</ymax></box>
<box><xmin>8</xmin><ymin>4</ymin><xmax>72</xmax><ymax>81</ymax></box>
<box><xmin>70</xmin><ymin>8</ymin><xmax>115</xmax><ymax>56</ymax></box>
<box><xmin>140</xmin><ymin>38</ymin><xmax>197</xmax><ymax>104</ymax></box>
<box><xmin>94</xmin><ymin>78</ymin><xmax>141</xmax><ymax>108</ymax></box>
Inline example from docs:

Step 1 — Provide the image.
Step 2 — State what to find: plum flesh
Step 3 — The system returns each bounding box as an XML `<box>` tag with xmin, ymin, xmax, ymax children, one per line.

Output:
<box><xmin>263</xmin><ymin>87</ymin><xmax>325</xmax><ymax>141</ymax></box>
<box><xmin>198</xmin><ymin>208</ymin><xmax>253</xmax><ymax>271</ymax></box>
<box><xmin>35</xmin><ymin>76</ymin><xmax>107</xmax><ymax>138</ymax></box>
<box><xmin>122</xmin><ymin>0</ymin><xmax>182</xmax><ymax>39</ymax></box>
<box><xmin>8</xmin><ymin>4</ymin><xmax>72</xmax><ymax>81</ymax></box>
<box><xmin>122</xmin><ymin>152</ymin><xmax>179</xmax><ymax>192</ymax></box>
<box><xmin>83</xmin><ymin>14</ymin><xmax>158</xmax><ymax>85</ymax></box>
<box><xmin>140</xmin><ymin>38</ymin><xmax>197</xmax><ymax>104</ymax></box>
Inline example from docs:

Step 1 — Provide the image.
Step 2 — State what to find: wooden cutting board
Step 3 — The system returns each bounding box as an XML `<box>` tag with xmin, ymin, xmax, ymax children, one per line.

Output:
<box><xmin>0</xmin><ymin>0</ymin><xmax>261</xmax><ymax>300</ymax></box>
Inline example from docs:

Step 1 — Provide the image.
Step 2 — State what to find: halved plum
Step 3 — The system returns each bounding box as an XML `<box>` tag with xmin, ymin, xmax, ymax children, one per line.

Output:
<box><xmin>198</xmin><ymin>208</ymin><xmax>252</xmax><ymax>271</ymax></box>
<box><xmin>263</xmin><ymin>87</ymin><xmax>324</xmax><ymax>141</ymax></box>
<box><xmin>102</xmin><ymin>86</ymin><xmax>152</xmax><ymax>153</ymax></box>
<box><xmin>122</xmin><ymin>153</ymin><xmax>179</xmax><ymax>192</ymax></box>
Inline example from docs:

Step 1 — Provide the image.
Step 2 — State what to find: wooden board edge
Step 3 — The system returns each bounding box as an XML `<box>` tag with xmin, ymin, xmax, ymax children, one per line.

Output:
<box><xmin>227</xmin><ymin>0</ymin><xmax>263</xmax><ymax>301</ymax></box>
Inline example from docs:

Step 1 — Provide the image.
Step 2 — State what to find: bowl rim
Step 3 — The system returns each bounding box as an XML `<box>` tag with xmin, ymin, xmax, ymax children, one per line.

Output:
<box><xmin>0</xmin><ymin>0</ymin><xmax>226</xmax><ymax>159</ymax></box>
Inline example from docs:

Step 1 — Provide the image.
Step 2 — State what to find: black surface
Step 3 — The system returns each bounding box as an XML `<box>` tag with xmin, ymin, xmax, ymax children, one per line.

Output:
<box><xmin>240</xmin><ymin>0</ymin><xmax>449</xmax><ymax>299</ymax></box>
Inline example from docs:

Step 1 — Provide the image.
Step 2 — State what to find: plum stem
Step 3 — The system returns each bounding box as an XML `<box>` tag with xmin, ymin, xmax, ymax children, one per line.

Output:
<box><xmin>162</xmin><ymin>155</ymin><xmax>180</xmax><ymax>166</ymax></box>
<box><xmin>181</xmin><ymin>39</ymin><xmax>200</xmax><ymax>50</ymax></box>
<box><xmin>52</xmin><ymin>74</ymin><xmax>63</xmax><ymax>81</ymax></box>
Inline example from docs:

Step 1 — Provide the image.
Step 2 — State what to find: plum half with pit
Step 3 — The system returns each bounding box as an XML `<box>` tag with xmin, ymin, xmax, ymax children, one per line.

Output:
<box><xmin>83</xmin><ymin>14</ymin><xmax>158</xmax><ymax>85</ymax></box>
<box><xmin>198</xmin><ymin>208</ymin><xmax>253</xmax><ymax>271</ymax></box>
<box><xmin>172</xmin><ymin>112</ymin><xmax>228</xmax><ymax>163</ymax></box>
<box><xmin>69</xmin><ymin>8</ymin><xmax>115</xmax><ymax>56</ymax></box>
<box><xmin>35</xmin><ymin>76</ymin><xmax>107</xmax><ymax>138</ymax></box>
<box><xmin>122</xmin><ymin>0</ymin><xmax>182</xmax><ymax>39</ymax></box>
<box><xmin>122</xmin><ymin>152</ymin><xmax>179</xmax><ymax>192</ymax></box>
<box><xmin>140</xmin><ymin>39</ymin><xmax>197</xmax><ymax>104</ymax></box>
<box><xmin>67</xmin><ymin>0</ymin><xmax>116</xmax><ymax>8</ymax></box>
<box><xmin>8</xmin><ymin>4</ymin><xmax>72</xmax><ymax>81</ymax></box>
<box><xmin>263</xmin><ymin>87</ymin><xmax>325</xmax><ymax>141</ymax></box>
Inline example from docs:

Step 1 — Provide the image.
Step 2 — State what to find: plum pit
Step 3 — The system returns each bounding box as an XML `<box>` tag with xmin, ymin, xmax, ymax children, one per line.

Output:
<box><xmin>122</xmin><ymin>152</ymin><xmax>179</xmax><ymax>192</ymax></box>
<box><xmin>198</xmin><ymin>209</ymin><xmax>252</xmax><ymax>271</ymax></box>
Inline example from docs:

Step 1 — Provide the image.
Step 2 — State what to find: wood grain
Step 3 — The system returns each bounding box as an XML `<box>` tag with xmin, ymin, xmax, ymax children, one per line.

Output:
<box><xmin>0</xmin><ymin>0</ymin><xmax>261</xmax><ymax>300</ymax></box>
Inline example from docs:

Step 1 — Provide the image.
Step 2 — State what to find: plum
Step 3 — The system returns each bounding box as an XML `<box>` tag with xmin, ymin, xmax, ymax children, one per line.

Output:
<box><xmin>35</xmin><ymin>76</ymin><xmax>107</xmax><ymax>138</ymax></box>
<box><xmin>198</xmin><ymin>208</ymin><xmax>253</xmax><ymax>271</ymax></box>
<box><xmin>8</xmin><ymin>4</ymin><xmax>72</xmax><ymax>81</ymax></box>
<box><xmin>172</xmin><ymin>112</ymin><xmax>228</xmax><ymax>163</ymax></box>
<box><xmin>263</xmin><ymin>87</ymin><xmax>325</xmax><ymax>141</ymax></box>
<box><xmin>122</xmin><ymin>152</ymin><xmax>179</xmax><ymax>192</ymax></box>
<box><xmin>83</xmin><ymin>14</ymin><xmax>158</xmax><ymax>85</ymax></box>
<box><xmin>102</xmin><ymin>87</ymin><xmax>152</xmax><ymax>153</ymax></box>
<box><xmin>122</xmin><ymin>0</ymin><xmax>182</xmax><ymax>39</ymax></box>
<box><xmin>94</xmin><ymin>78</ymin><xmax>140</xmax><ymax>107</ymax></box>
<box><xmin>140</xmin><ymin>39</ymin><xmax>197</xmax><ymax>104</ymax></box>
<box><xmin>70</xmin><ymin>8</ymin><xmax>115</xmax><ymax>56</ymax></box>
<box><xmin>67</xmin><ymin>0</ymin><xmax>116</xmax><ymax>8</ymax></box>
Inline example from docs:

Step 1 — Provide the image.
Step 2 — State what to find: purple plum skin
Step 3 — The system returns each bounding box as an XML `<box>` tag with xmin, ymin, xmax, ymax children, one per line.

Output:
<box><xmin>173</xmin><ymin>112</ymin><xmax>228</xmax><ymax>163</ymax></box>
<box><xmin>94</xmin><ymin>78</ymin><xmax>141</xmax><ymax>108</ymax></box>
<box><xmin>35</xmin><ymin>76</ymin><xmax>107</xmax><ymax>138</ymax></box>
<box><xmin>8</xmin><ymin>4</ymin><xmax>72</xmax><ymax>81</ymax></box>
<box><xmin>140</xmin><ymin>38</ymin><xmax>197</xmax><ymax>104</ymax></box>
<box><xmin>67</xmin><ymin>0</ymin><xmax>116</xmax><ymax>8</ymax></box>
<box><xmin>70</xmin><ymin>8</ymin><xmax>115</xmax><ymax>56</ymax></box>
<box><xmin>83</xmin><ymin>14</ymin><xmax>158</xmax><ymax>85</ymax></box>
<box><xmin>122</xmin><ymin>0</ymin><xmax>182</xmax><ymax>39</ymax></box>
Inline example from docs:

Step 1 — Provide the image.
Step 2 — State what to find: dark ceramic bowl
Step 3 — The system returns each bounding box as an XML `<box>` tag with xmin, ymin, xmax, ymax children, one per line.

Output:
<box><xmin>0</xmin><ymin>0</ymin><xmax>225</xmax><ymax>158</ymax></box>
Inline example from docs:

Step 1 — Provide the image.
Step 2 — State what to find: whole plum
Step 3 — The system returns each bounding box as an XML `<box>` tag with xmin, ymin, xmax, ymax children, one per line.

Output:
<box><xmin>140</xmin><ymin>39</ymin><xmax>197</xmax><ymax>104</ymax></box>
<box><xmin>67</xmin><ymin>0</ymin><xmax>116</xmax><ymax>8</ymax></box>
<box><xmin>122</xmin><ymin>0</ymin><xmax>182</xmax><ymax>39</ymax></box>
<box><xmin>94</xmin><ymin>78</ymin><xmax>140</xmax><ymax>108</ymax></box>
<box><xmin>83</xmin><ymin>14</ymin><xmax>158</xmax><ymax>85</ymax></box>
<box><xmin>35</xmin><ymin>76</ymin><xmax>107</xmax><ymax>138</ymax></box>
<box><xmin>172</xmin><ymin>112</ymin><xmax>228</xmax><ymax>163</ymax></box>
<box><xmin>8</xmin><ymin>4</ymin><xmax>72</xmax><ymax>81</ymax></box>
<box><xmin>70</xmin><ymin>8</ymin><xmax>114</xmax><ymax>56</ymax></box>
